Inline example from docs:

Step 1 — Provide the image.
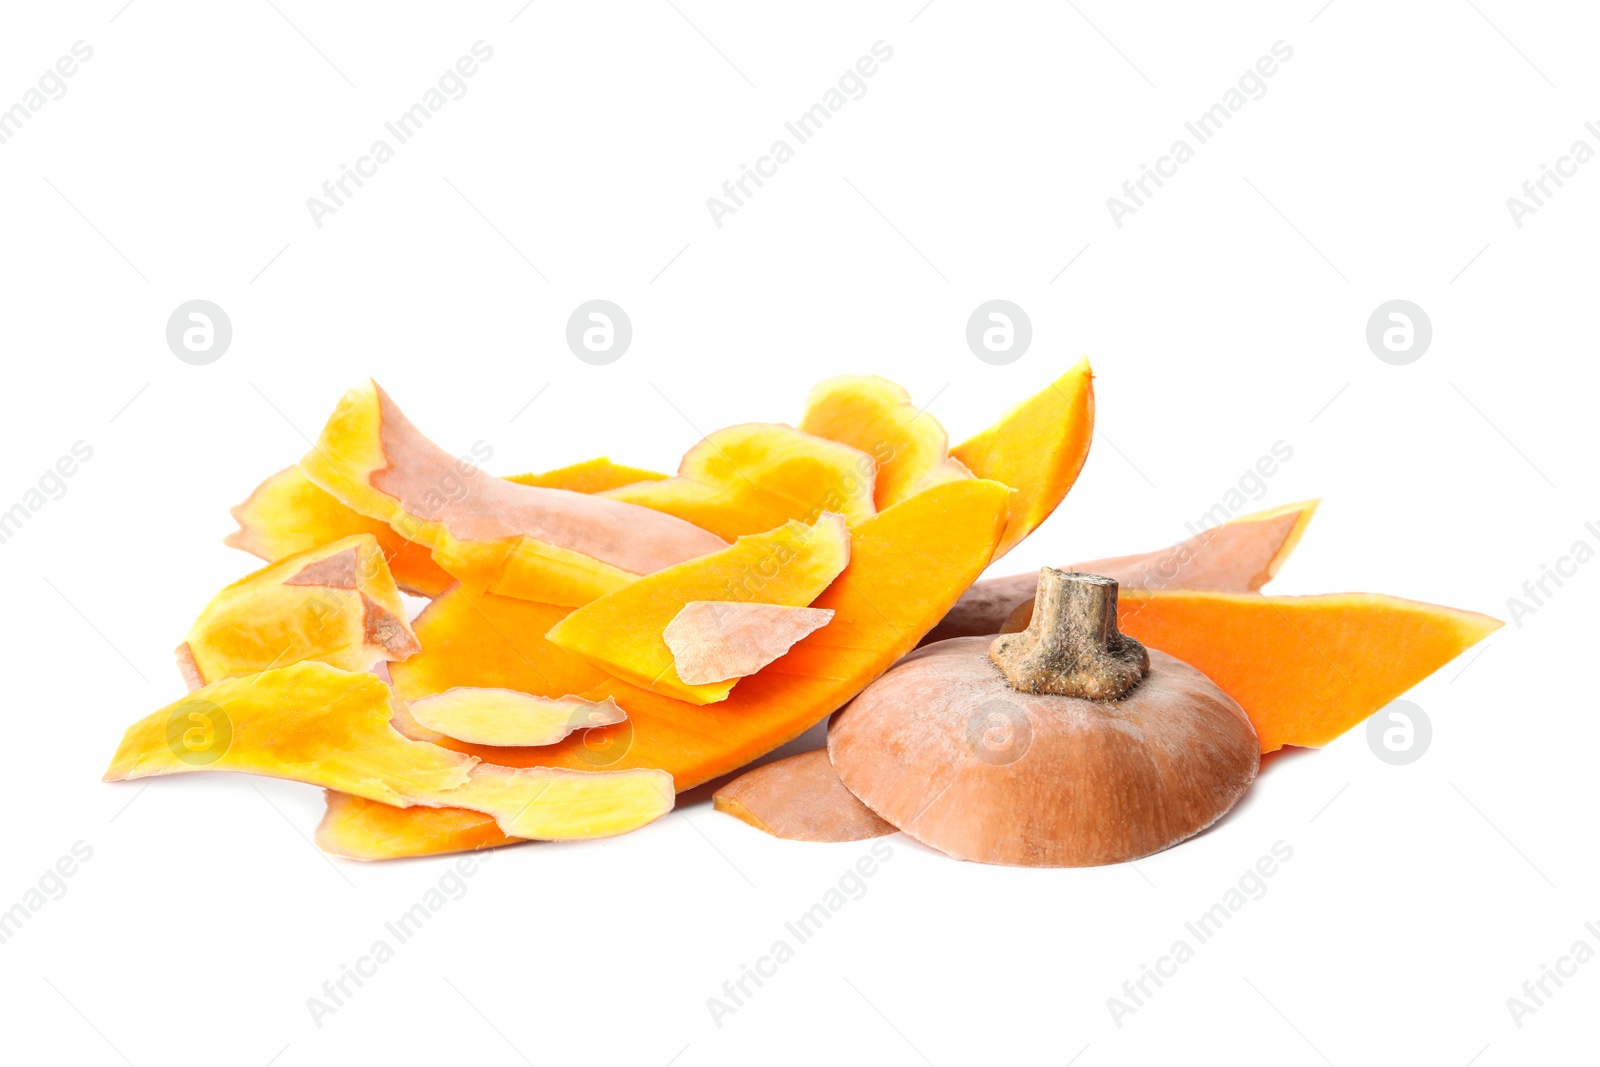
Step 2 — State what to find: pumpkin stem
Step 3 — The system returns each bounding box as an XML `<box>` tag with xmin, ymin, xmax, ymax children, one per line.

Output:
<box><xmin>988</xmin><ymin>569</ymin><xmax>1149</xmax><ymax>700</ymax></box>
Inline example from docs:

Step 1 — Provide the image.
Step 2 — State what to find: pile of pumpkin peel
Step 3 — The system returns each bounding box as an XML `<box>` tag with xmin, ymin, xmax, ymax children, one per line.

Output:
<box><xmin>103</xmin><ymin>360</ymin><xmax>1500</xmax><ymax>866</ymax></box>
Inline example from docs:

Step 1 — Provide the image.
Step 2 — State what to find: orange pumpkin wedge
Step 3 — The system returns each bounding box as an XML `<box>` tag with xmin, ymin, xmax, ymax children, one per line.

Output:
<box><xmin>103</xmin><ymin>662</ymin><xmax>674</xmax><ymax>839</ymax></box>
<box><xmin>320</xmin><ymin>477</ymin><xmax>1012</xmax><ymax>857</ymax></box>
<box><xmin>951</xmin><ymin>356</ymin><xmax>1094</xmax><ymax>560</ymax></box>
<box><xmin>298</xmin><ymin>381</ymin><xmax>727</xmax><ymax>606</ymax></box>
<box><xmin>604</xmin><ymin>423</ymin><xmax>878</xmax><ymax>539</ymax></box>
<box><xmin>1111</xmin><ymin>589</ymin><xmax>1501</xmax><ymax>753</ymax></box>
<box><xmin>799</xmin><ymin>375</ymin><xmax>970</xmax><ymax>509</ymax></box>
<box><xmin>177</xmin><ymin>533</ymin><xmax>418</xmax><ymax>688</ymax></box>
<box><xmin>546</xmin><ymin>513</ymin><xmax>851</xmax><ymax>705</ymax></box>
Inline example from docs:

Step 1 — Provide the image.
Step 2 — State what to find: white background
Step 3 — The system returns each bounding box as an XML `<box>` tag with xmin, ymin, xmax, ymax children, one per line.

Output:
<box><xmin>0</xmin><ymin>2</ymin><xmax>1594</xmax><ymax>1064</ymax></box>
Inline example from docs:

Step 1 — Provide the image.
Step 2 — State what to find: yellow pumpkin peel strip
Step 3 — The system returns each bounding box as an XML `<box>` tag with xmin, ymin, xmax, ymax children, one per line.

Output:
<box><xmin>408</xmin><ymin>687</ymin><xmax>626</xmax><ymax>748</ymax></box>
<box><xmin>298</xmin><ymin>381</ymin><xmax>726</xmax><ymax>606</ymax></box>
<box><xmin>178</xmin><ymin>533</ymin><xmax>419</xmax><ymax>688</ymax></box>
<box><xmin>226</xmin><ymin>458</ymin><xmax>670</xmax><ymax>599</ymax></box>
<box><xmin>103</xmin><ymin>662</ymin><xmax>673</xmax><ymax>840</ymax></box>
<box><xmin>604</xmin><ymin>423</ymin><xmax>878</xmax><ymax>540</ymax></box>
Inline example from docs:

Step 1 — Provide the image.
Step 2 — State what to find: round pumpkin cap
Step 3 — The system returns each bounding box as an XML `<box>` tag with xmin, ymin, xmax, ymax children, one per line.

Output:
<box><xmin>828</xmin><ymin>568</ymin><xmax>1259</xmax><ymax>867</ymax></box>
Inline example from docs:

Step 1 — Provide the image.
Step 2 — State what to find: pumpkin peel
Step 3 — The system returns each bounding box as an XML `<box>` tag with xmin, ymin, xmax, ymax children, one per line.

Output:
<box><xmin>604</xmin><ymin>422</ymin><xmax>878</xmax><ymax>540</ymax></box>
<box><xmin>505</xmin><ymin>457</ymin><xmax>667</xmax><ymax>493</ymax></box>
<box><xmin>408</xmin><ymin>687</ymin><xmax>626</xmax><ymax>748</ymax></box>
<box><xmin>227</xmin><ymin>458</ymin><xmax>671</xmax><ymax>599</ymax></box>
<box><xmin>712</xmin><ymin>749</ymin><xmax>896</xmax><ymax>842</ymax></box>
<box><xmin>103</xmin><ymin>662</ymin><xmax>673</xmax><ymax>840</ymax></box>
<box><xmin>298</xmin><ymin>381</ymin><xmax>726</xmax><ymax>606</ymax></box>
<box><xmin>1074</xmin><ymin>499</ymin><xmax>1319</xmax><ymax>594</ymax></box>
<box><xmin>226</xmin><ymin>466</ymin><xmax>456</xmax><ymax>598</ymax></box>
<box><xmin>664</xmin><ymin>602</ymin><xmax>836</xmax><ymax>685</ymax></box>
<box><xmin>799</xmin><ymin>375</ymin><xmax>968</xmax><ymax>509</ymax></box>
<box><xmin>178</xmin><ymin>534</ymin><xmax>419</xmax><ymax>688</ymax></box>
<box><xmin>546</xmin><ymin>513</ymin><xmax>852</xmax><ymax>705</ymax></box>
<box><xmin>316</xmin><ymin>791</ymin><xmax>516</xmax><ymax>860</ymax></box>
<box><xmin>925</xmin><ymin>498</ymin><xmax>1319</xmax><ymax>644</ymax></box>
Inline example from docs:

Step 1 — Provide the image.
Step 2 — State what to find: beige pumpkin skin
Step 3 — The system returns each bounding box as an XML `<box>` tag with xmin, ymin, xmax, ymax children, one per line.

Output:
<box><xmin>713</xmin><ymin>749</ymin><xmax>896</xmax><ymax>842</ymax></box>
<box><xmin>828</xmin><ymin>638</ymin><xmax>1259</xmax><ymax>867</ymax></box>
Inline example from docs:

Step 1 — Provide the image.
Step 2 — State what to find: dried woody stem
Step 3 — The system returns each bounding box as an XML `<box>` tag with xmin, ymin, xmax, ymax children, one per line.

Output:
<box><xmin>988</xmin><ymin>569</ymin><xmax>1149</xmax><ymax>700</ymax></box>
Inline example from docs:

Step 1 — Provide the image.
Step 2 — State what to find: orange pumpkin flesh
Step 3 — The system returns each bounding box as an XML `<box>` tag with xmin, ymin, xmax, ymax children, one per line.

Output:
<box><xmin>950</xmin><ymin>356</ymin><xmax>1094</xmax><ymax>560</ymax></box>
<box><xmin>1109</xmin><ymin>589</ymin><xmax>1502</xmax><ymax>753</ymax></box>
<box><xmin>391</xmin><ymin>590</ymin><xmax>606</xmax><ymax>702</ymax></box>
